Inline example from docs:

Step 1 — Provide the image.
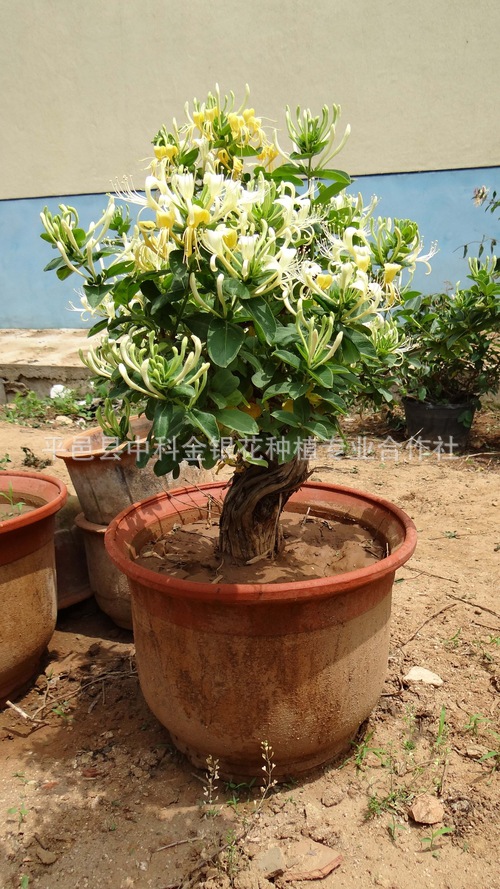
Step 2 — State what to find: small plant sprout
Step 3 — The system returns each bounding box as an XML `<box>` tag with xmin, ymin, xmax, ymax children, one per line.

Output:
<box><xmin>7</xmin><ymin>802</ymin><xmax>28</xmax><ymax>829</ymax></box>
<box><xmin>351</xmin><ymin>730</ymin><xmax>392</xmax><ymax>771</ymax></box>
<box><xmin>443</xmin><ymin>628</ymin><xmax>462</xmax><ymax>649</ymax></box>
<box><xmin>0</xmin><ymin>453</ymin><xmax>11</xmax><ymax>470</ymax></box>
<box><xmin>202</xmin><ymin>754</ymin><xmax>220</xmax><ymax>814</ymax></box>
<box><xmin>478</xmin><ymin>733</ymin><xmax>500</xmax><ymax>775</ymax></box>
<box><xmin>365</xmin><ymin>787</ymin><xmax>411</xmax><ymax>821</ymax></box>
<box><xmin>421</xmin><ymin>825</ymin><xmax>454</xmax><ymax>856</ymax></box>
<box><xmin>387</xmin><ymin>815</ymin><xmax>408</xmax><ymax>844</ymax></box>
<box><xmin>434</xmin><ymin>706</ymin><xmax>449</xmax><ymax>752</ymax></box>
<box><xmin>0</xmin><ymin>485</ymin><xmax>25</xmax><ymax>519</ymax></box>
<box><xmin>220</xmin><ymin>829</ymin><xmax>239</xmax><ymax>880</ymax></box>
<box><xmin>260</xmin><ymin>740</ymin><xmax>277</xmax><ymax>799</ymax></box>
<box><xmin>51</xmin><ymin>701</ymin><xmax>73</xmax><ymax>723</ymax></box>
<box><xmin>402</xmin><ymin>704</ymin><xmax>418</xmax><ymax>752</ymax></box>
<box><xmin>464</xmin><ymin>713</ymin><xmax>491</xmax><ymax>736</ymax></box>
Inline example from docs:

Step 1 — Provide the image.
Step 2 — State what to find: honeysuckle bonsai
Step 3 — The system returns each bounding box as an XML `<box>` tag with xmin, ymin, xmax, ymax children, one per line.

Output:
<box><xmin>41</xmin><ymin>87</ymin><xmax>434</xmax><ymax>563</ymax></box>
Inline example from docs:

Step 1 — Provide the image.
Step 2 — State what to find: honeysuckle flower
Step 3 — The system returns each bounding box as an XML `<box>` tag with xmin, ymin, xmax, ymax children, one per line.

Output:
<box><xmin>154</xmin><ymin>143</ymin><xmax>178</xmax><ymax>162</ymax></box>
<box><xmin>172</xmin><ymin>173</ymin><xmax>195</xmax><ymax>203</ymax></box>
<box><xmin>383</xmin><ymin>262</ymin><xmax>401</xmax><ymax>285</ymax></box>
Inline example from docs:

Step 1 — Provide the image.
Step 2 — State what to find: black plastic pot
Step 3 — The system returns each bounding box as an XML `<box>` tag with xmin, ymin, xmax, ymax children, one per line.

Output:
<box><xmin>403</xmin><ymin>398</ymin><xmax>475</xmax><ymax>451</ymax></box>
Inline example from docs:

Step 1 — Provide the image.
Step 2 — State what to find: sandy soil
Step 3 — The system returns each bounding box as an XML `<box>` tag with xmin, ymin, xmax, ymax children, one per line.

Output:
<box><xmin>0</xmin><ymin>408</ymin><xmax>499</xmax><ymax>889</ymax></box>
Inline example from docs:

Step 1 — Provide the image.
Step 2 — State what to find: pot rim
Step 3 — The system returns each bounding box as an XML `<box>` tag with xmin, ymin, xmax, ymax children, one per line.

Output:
<box><xmin>0</xmin><ymin>470</ymin><xmax>67</xmax><ymax>533</ymax></box>
<box><xmin>104</xmin><ymin>480</ymin><xmax>417</xmax><ymax>602</ymax></box>
<box><xmin>55</xmin><ymin>415</ymin><xmax>151</xmax><ymax>461</ymax></box>
<box><xmin>402</xmin><ymin>397</ymin><xmax>476</xmax><ymax>410</ymax></box>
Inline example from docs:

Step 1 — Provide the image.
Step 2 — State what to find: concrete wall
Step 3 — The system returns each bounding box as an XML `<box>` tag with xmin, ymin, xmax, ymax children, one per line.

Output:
<box><xmin>0</xmin><ymin>0</ymin><xmax>499</xmax><ymax>327</ymax></box>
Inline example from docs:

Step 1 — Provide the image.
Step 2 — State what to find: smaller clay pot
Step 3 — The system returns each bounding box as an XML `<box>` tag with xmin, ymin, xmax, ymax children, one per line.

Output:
<box><xmin>55</xmin><ymin>417</ymin><xmax>167</xmax><ymax>525</ymax></box>
<box><xmin>54</xmin><ymin>495</ymin><xmax>92</xmax><ymax>609</ymax></box>
<box><xmin>75</xmin><ymin>513</ymin><xmax>132</xmax><ymax>630</ymax></box>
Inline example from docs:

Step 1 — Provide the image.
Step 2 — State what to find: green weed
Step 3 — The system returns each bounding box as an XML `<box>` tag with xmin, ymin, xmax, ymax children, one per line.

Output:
<box><xmin>421</xmin><ymin>825</ymin><xmax>454</xmax><ymax>856</ymax></box>
<box><xmin>2</xmin><ymin>388</ymin><xmax>96</xmax><ymax>426</ymax></box>
<box><xmin>463</xmin><ymin>713</ymin><xmax>491</xmax><ymax>736</ymax></box>
<box><xmin>7</xmin><ymin>803</ymin><xmax>28</xmax><ymax>829</ymax></box>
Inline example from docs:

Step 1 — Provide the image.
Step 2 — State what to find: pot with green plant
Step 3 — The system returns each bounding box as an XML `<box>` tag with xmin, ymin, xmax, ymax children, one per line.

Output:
<box><xmin>41</xmin><ymin>87</ymin><xmax>434</xmax><ymax>778</ymax></box>
<box><xmin>393</xmin><ymin>259</ymin><xmax>500</xmax><ymax>449</ymax></box>
<box><xmin>0</xmin><ymin>471</ymin><xmax>67</xmax><ymax>704</ymax></box>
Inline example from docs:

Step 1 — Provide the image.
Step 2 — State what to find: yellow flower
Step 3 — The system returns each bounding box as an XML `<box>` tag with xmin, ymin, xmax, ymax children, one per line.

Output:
<box><xmin>231</xmin><ymin>157</ymin><xmax>243</xmax><ymax>179</ymax></box>
<box><xmin>257</xmin><ymin>144</ymin><xmax>279</xmax><ymax>169</ymax></box>
<box><xmin>383</xmin><ymin>263</ymin><xmax>401</xmax><ymax>285</ymax></box>
<box><xmin>156</xmin><ymin>208</ymin><xmax>176</xmax><ymax>230</ymax></box>
<box><xmin>316</xmin><ymin>273</ymin><xmax>333</xmax><ymax>290</ymax></box>
<box><xmin>138</xmin><ymin>220</ymin><xmax>156</xmax><ymax>234</ymax></box>
<box><xmin>223</xmin><ymin>229</ymin><xmax>238</xmax><ymax>249</ymax></box>
<box><xmin>190</xmin><ymin>207</ymin><xmax>211</xmax><ymax>228</ymax></box>
<box><xmin>217</xmin><ymin>149</ymin><xmax>230</xmax><ymax>169</ymax></box>
<box><xmin>154</xmin><ymin>144</ymin><xmax>179</xmax><ymax>162</ymax></box>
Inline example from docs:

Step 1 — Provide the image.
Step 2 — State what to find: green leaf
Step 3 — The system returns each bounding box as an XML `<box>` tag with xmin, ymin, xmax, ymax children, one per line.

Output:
<box><xmin>106</xmin><ymin>260</ymin><xmax>135</xmax><ymax>278</ymax></box>
<box><xmin>207</xmin><ymin>318</ymin><xmax>246</xmax><ymax>367</ymax></box>
<box><xmin>263</xmin><ymin>380</ymin><xmax>309</xmax><ymax>400</ymax></box>
<box><xmin>152</xmin><ymin>452</ymin><xmax>179</xmax><ymax>476</ymax></box>
<box><xmin>210</xmin><ymin>368</ymin><xmax>240</xmax><ymax>395</ymax></box>
<box><xmin>187</xmin><ymin>408</ymin><xmax>220</xmax><ymax>442</ymax></box>
<box><xmin>112</xmin><ymin>276</ymin><xmax>140</xmax><ymax>304</ymax></box>
<box><xmin>82</xmin><ymin>281</ymin><xmax>115</xmax><ymax>307</ymax></box>
<box><xmin>153</xmin><ymin>403</ymin><xmax>186</xmax><ymax>441</ymax></box>
<box><xmin>273</xmin><ymin>349</ymin><xmax>301</xmax><ymax>370</ymax></box>
<box><xmin>313</xmin><ymin>168</ymin><xmax>351</xmax><ymax>184</ymax></box>
<box><xmin>215</xmin><ymin>408</ymin><xmax>259</xmax><ymax>435</ymax></box>
<box><xmin>245</xmin><ymin>297</ymin><xmax>277</xmax><ymax>342</ymax></box>
<box><xmin>313</xmin><ymin>180</ymin><xmax>350</xmax><ymax>205</ymax></box>
<box><xmin>303</xmin><ymin>418</ymin><xmax>335</xmax><ymax>440</ymax></box>
<box><xmin>222</xmin><ymin>278</ymin><xmax>252</xmax><ymax>300</ymax></box>
<box><xmin>309</xmin><ymin>365</ymin><xmax>334</xmax><ymax>387</ymax></box>
<box><xmin>56</xmin><ymin>266</ymin><xmax>74</xmax><ymax>281</ymax></box>
<box><xmin>43</xmin><ymin>256</ymin><xmax>67</xmax><ymax>272</ymax></box>
<box><xmin>271</xmin><ymin>409</ymin><xmax>301</xmax><ymax>427</ymax></box>
<box><xmin>87</xmin><ymin>318</ymin><xmax>109</xmax><ymax>338</ymax></box>
<box><xmin>250</xmin><ymin>366</ymin><xmax>274</xmax><ymax>389</ymax></box>
<box><xmin>140</xmin><ymin>279</ymin><xmax>161</xmax><ymax>300</ymax></box>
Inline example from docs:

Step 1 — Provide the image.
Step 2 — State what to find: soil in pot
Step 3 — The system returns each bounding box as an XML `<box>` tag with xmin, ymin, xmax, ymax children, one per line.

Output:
<box><xmin>134</xmin><ymin>508</ymin><xmax>386</xmax><ymax>584</ymax></box>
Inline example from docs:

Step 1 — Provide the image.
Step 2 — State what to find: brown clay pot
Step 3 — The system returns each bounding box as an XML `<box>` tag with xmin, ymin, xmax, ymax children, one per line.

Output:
<box><xmin>74</xmin><ymin>512</ymin><xmax>132</xmax><ymax>630</ymax></box>
<box><xmin>105</xmin><ymin>481</ymin><xmax>417</xmax><ymax>780</ymax></box>
<box><xmin>55</xmin><ymin>416</ymin><xmax>167</xmax><ymax>525</ymax></box>
<box><xmin>0</xmin><ymin>471</ymin><xmax>67</xmax><ymax>704</ymax></box>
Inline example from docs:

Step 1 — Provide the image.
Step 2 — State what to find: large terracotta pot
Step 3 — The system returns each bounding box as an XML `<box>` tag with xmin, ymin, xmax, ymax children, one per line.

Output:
<box><xmin>0</xmin><ymin>471</ymin><xmax>67</xmax><ymax>704</ymax></box>
<box><xmin>105</xmin><ymin>481</ymin><xmax>417</xmax><ymax>780</ymax></box>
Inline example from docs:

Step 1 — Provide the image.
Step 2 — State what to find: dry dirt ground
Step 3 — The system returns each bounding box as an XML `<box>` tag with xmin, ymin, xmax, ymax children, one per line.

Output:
<box><xmin>0</xmin><ymin>407</ymin><xmax>499</xmax><ymax>889</ymax></box>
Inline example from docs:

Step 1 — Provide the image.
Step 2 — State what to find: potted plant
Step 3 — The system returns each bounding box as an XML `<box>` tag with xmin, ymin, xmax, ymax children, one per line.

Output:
<box><xmin>393</xmin><ymin>258</ymin><xmax>500</xmax><ymax>449</ymax></box>
<box><xmin>41</xmin><ymin>87</ymin><xmax>432</xmax><ymax>778</ymax></box>
<box><xmin>0</xmin><ymin>471</ymin><xmax>67</xmax><ymax>703</ymax></box>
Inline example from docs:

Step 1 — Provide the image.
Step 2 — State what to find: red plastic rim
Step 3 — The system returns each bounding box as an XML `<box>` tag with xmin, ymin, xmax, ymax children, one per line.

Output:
<box><xmin>104</xmin><ymin>480</ymin><xmax>417</xmax><ymax>603</ymax></box>
<box><xmin>0</xmin><ymin>470</ymin><xmax>67</xmax><ymax>534</ymax></box>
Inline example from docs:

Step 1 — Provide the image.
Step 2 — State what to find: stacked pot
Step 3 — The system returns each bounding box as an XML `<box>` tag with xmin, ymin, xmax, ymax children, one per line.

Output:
<box><xmin>56</xmin><ymin>417</ymin><xmax>215</xmax><ymax>629</ymax></box>
<box><xmin>55</xmin><ymin>417</ymin><xmax>166</xmax><ymax>630</ymax></box>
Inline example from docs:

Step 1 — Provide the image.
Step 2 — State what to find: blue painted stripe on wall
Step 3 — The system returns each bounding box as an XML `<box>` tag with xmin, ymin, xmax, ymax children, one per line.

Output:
<box><xmin>0</xmin><ymin>168</ymin><xmax>498</xmax><ymax>329</ymax></box>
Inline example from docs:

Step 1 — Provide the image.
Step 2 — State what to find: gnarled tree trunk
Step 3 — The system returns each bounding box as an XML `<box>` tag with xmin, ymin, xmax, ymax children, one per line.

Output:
<box><xmin>218</xmin><ymin>456</ymin><xmax>311</xmax><ymax>563</ymax></box>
